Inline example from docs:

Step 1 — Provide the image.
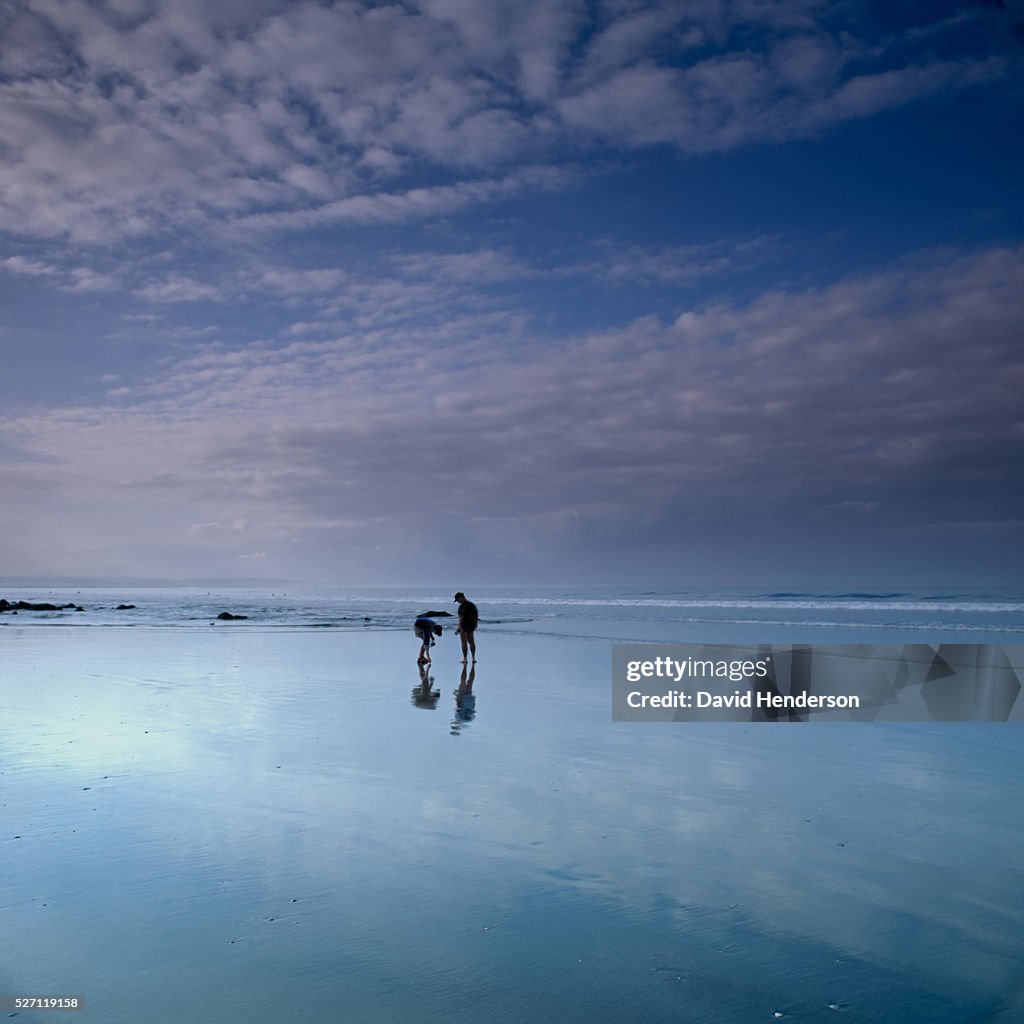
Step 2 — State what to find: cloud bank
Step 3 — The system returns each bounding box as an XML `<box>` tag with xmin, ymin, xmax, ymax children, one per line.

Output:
<box><xmin>2</xmin><ymin>245</ymin><xmax>1021</xmax><ymax>582</ymax></box>
<box><xmin>0</xmin><ymin>0</ymin><xmax>1014</xmax><ymax>244</ymax></box>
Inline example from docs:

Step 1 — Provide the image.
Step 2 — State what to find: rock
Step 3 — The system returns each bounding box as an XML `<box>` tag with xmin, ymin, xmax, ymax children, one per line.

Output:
<box><xmin>0</xmin><ymin>599</ymin><xmax>65</xmax><ymax>612</ymax></box>
<box><xmin>116</xmin><ymin>604</ymin><xmax>136</xmax><ymax>610</ymax></box>
<box><xmin>216</xmin><ymin>611</ymin><xmax>249</xmax><ymax>620</ymax></box>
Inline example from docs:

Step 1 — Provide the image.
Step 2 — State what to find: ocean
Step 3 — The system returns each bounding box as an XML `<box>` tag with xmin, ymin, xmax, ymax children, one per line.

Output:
<box><xmin>3</xmin><ymin>583</ymin><xmax>1023</xmax><ymax>642</ymax></box>
<box><xmin>2</xmin><ymin>585</ymin><xmax>1022</xmax><ymax>1022</ymax></box>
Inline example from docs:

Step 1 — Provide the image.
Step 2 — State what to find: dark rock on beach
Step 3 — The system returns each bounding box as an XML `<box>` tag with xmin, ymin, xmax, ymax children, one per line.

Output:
<box><xmin>116</xmin><ymin>603</ymin><xmax>136</xmax><ymax>610</ymax></box>
<box><xmin>216</xmin><ymin>611</ymin><xmax>249</xmax><ymax>620</ymax></box>
<box><xmin>0</xmin><ymin>598</ymin><xmax>83</xmax><ymax>613</ymax></box>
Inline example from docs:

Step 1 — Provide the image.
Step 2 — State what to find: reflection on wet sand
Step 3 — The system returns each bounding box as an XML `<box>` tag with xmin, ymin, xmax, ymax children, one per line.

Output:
<box><xmin>411</xmin><ymin>662</ymin><xmax>440</xmax><ymax>709</ymax></box>
<box><xmin>4</xmin><ymin>629</ymin><xmax>1022</xmax><ymax>1024</ymax></box>
<box><xmin>450</xmin><ymin>664</ymin><xmax>476</xmax><ymax>736</ymax></box>
<box><xmin>408</xmin><ymin>661</ymin><xmax>478</xmax><ymax>733</ymax></box>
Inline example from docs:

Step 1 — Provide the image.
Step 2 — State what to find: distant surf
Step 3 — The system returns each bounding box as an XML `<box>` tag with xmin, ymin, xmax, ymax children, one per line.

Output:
<box><xmin>1</xmin><ymin>585</ymin><xmax>1020</xmax><ymax>642</ymax></box>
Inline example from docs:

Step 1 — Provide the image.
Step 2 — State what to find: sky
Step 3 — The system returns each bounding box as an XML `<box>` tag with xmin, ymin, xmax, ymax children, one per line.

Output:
<box><xmin>1</xmin><ymin>0</ymin><xmax>1022</xmax><ymax>588</ymax></box>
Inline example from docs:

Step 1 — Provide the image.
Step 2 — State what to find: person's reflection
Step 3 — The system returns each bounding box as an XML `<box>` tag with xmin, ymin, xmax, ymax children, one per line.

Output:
<box><xmin>752</xmin><ymin>645</ymin><xmax>806</xmax><ymax>722</ymax></box>
<box><xmin>411</xmin><ymin>662</ymin><xmax>440</xmax><ymax>709</ymax></box>
<box><xmin>450</xmin><ymin>664</ymin><xmax>476</xmax><ymax>735</ymax></box>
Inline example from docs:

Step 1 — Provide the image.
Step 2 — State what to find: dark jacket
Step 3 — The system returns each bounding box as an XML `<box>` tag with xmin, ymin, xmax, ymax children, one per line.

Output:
<box><xmin>457</xmin><ymin>601</ymin><xmax>478</xmax><ymax>632</ymax></box>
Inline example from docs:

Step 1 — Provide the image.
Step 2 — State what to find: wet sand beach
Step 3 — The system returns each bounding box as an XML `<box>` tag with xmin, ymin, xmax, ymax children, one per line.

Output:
<box><xmin>3</xmin><ymin>626</ymin><xmax>1023</xmax><ymax>1022</ymax></box>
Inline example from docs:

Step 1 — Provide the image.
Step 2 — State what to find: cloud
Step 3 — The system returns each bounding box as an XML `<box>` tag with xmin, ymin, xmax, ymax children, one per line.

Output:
<box><xmin>233</xmin><ymin>165</ymin><xmax>575</xmax><ymax>231</ymax></box>
<box><xmin>803</xmin><ymin>58</ymin><xmax>1006</xmax><ymax>127</ymax></box>
<box><xmin>392</xmin><ymin>248</ymin><xmax>530</xmax><ymax>285</ymax></box>
<box><xmin>558</xmin><ymin>47</ymin><xmax>1006</xmax><ymax>153</ymax></box>
<box><xmin>1</xmin><ymin>244</ymin><xmax>1020</xmax><ymax>579</ymax></box>
<box><xmin>1</xmin><ymin>254</ymin><xmax>118</xmax><ymax>291</ymax></box>
<box><xmin>1</xmin><ymin>255</ymin><xmax>59</xmax><ymax>277</ymax></box>
<box><xmin>253</xmin><ymin>267</ymin><xmax>349</xmax><ymax>297</ymax></box>
<box><xmin>68</xmin><ymin>266</ymin><xmax>119</xmax><ymax>292</ymax></box>
<box><xmin>0</xmin><ymin>1</ymin><xmax>1015</xmax><ymax>245</ymax></box>
<box><xmin>135</xmin><ymin>273</ymin><xmax>225</xmax><ymax>303</ymax></box>
<box><xmin>565</xmin><ymin>237</ymin><xmax>772</xmax><ymax>287</ymax></box>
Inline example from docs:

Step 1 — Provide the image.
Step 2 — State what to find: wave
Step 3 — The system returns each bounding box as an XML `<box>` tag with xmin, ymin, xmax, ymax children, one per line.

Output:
<box><xmin>439</xmin><ymin>597</ymin><xmax>1024</xmax><ymax>614</ymax></box>
<box><xmin>3</xmin><ymin>588</ymin><xmax>1020</xmax><ymax>633</ymax></box>
<box><xmin>766</xmin><ymin>592</ymin><xmax>909</xmax><ymax>600</ymax></box>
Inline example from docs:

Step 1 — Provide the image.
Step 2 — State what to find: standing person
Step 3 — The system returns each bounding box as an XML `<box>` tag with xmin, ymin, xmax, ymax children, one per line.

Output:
<box><xmin>453</xmin><ymin>591</ymin><xmax>478</xmax><ymax>663</ymax></box>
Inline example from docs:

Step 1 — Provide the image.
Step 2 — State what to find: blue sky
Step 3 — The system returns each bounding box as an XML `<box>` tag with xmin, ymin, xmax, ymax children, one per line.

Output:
<box><xmin>1</xmin><ymin>0</ymin><xmax>1022</xmax><ymax>586</ymax></box>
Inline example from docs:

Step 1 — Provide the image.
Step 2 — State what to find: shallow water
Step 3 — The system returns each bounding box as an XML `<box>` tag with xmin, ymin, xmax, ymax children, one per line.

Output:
<box><xmin>2</xmin><ymin>627</ymin><xmax>1022</xmax><ymax>1022</ymax></box>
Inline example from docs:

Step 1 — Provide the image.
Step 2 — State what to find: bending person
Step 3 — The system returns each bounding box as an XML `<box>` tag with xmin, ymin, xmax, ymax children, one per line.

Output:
<box><xmin>413</xmin><ymin>615</ymin><xmax>443</xmax><ymax>664</ymax></box>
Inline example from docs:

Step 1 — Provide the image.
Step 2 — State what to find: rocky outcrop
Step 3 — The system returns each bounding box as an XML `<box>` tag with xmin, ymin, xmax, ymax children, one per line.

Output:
<box><xmin>216</xmin><ymin>611</ymin><xmax>249</xmax><ymax>620</ymax></box>
<box><xmin>0</xmin><ymin>599</ymin><xmax>84</xmax><ymax>613</ymax></box>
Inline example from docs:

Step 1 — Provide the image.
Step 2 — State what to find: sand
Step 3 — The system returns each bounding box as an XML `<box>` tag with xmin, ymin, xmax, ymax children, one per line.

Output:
<box><xmin>2</xmin><ymin>626</ymin><xmax>1022</xmax><ymax>1022</ymax></box>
